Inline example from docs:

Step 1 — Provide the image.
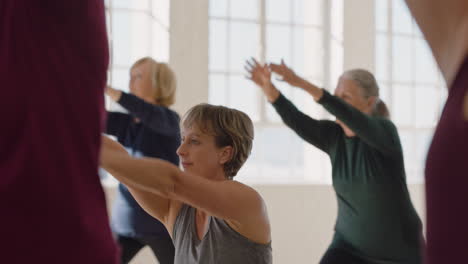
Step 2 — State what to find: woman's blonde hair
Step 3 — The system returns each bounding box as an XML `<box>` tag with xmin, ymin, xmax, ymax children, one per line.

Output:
<box><xmin>182</xmin><ymin>104</ymin><xmax>254</xmax><ymax>179</ymax></box>
<box><xmin>131</xmin><ymin>57</ymin><xmax>176</xmax><ymax>106</ymax></box>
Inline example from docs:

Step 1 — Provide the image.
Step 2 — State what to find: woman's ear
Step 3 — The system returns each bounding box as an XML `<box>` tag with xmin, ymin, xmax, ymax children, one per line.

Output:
<box><xmin>218</xmin><ymin>146</ymin><xmax>234</xmax><ymax>165</ymax></box>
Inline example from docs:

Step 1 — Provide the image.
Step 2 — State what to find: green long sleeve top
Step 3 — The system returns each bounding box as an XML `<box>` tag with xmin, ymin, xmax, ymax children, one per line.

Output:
<box><xmin>272</xmin><ymin>90</ymin><xmax>423</xmax><ymax>264</ymax></box>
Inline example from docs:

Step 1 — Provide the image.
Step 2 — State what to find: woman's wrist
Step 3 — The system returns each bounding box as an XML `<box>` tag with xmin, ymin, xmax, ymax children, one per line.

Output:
<box><xmin>302</xmin><ymin>81</ymin><xmax>324</xmax><ymax>101</ymax></box>
<box><xmin>106</xmin><ymin>87</ymin><xmax>123</xmax><ymax>102</ymax></box>
<box><xmin>264</xmin><ymin>83</ymin><xmax>280</xmax><ymax>103</ymax></box>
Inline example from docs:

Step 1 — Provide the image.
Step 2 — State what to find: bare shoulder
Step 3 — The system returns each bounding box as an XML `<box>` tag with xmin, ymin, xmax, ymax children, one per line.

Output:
<box><xmin>225</xmin><ymin>181</ymin><xmax>271</xmax><ymax>244</ymax></box>
<box><xmin>226</xmin><ymin>180</ymin><xmax>267</xmax><ymax>207</ymax></box>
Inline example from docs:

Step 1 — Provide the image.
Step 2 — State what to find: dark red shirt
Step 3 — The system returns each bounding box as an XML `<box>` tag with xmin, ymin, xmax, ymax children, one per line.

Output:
<box><xmin>0</xmin><ymin>1</ymin><xmax>118</xmax><ymax>263</ymax></box>
<box><xmin>425</xmin><ymin>57</ymin><xmax>468</xmax><ymax>264</ymax></box>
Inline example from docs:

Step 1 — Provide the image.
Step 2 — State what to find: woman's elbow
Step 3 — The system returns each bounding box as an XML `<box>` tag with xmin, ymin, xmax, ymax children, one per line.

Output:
<box><xmin>149</xmin><ymin>164</ymin><xmax>182</xmax><ymax>199</ymax></box>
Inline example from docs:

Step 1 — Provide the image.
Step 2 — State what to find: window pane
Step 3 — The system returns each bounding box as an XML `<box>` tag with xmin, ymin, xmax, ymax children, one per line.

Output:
<box><xmin>230</xmin><ymin>0</ymin><xmax>258</xmax><ymax>20</ymax></box>
<box><xmin>152</xmin><ymin>0</ymin><xmax>170</xmax><ymax>27</ymax></box>
<box><xmin>112</xmin><ymin>11</ymin><xmax>132</xmax><ymax>66</ymax></box>
<box><xmin>112</xmin><ymin>11</ymin><xmax>151</xmax><ymax>66</ymax></box>
<box><xmin>378</xmin><ymin>82</ymin><xmax>390</xmax><ymax>108</ymax></box>
<box><xmin>291</xmin><ymin>87</ymin><xmax>315</xmax><ymax>112</ymax></box>
<box><xmin>392</xmin><ymin>35</ymin><xmax>413</xmax><ymax>82</ymax></box>
<box><xmin>294</xmin><ymin>27</ymin><xmax>323</xmax><ymax>78</ymax></box>
<box><xmin>375</xmin><ymin>0</ymin><xmax>388</xmax><ymax>32</ymax></box>
<box><xmin>392</xmin><ymin>0</ymin><xmax>413</xmax><ymax>35</ymax></box>
<box><xmin>209</xmin><ymin>20</ymin><xmax>228</xmax><ymax>71</ymax></box>
<box><xmin>293</xmin><ymin>0</ymin><xmax>323</xmax><ymax>26</ymax></box>
<box><xmin>415</xmin><ymin>130</ymin><xmax>433</xmax><ymax>172</ymax></box>
<box><xmin>415</xmin><ymin>85</ymin><xmax>439</xmax><ymax>127</ymax></box>
<box><xmin>414</xmin><ymin>39</ymin><xmax>438</xmax><ymax>84</ymax></box>
<box><xmin>375</xmin><ymin>33</ymin><xmax>389</xmax><ymax>81</ymax></box>
<box><xmin>331</xmin><ymin>0</ymin><xmax>343</xmax><ymax>40</ymax></box>
<box><xmin>152</xmin><ymin>23</ymin><xmax>169</xmax><ymax>62</ymax></box>
<box><xmin>266</xmin><ymin>24</ymin><xmax>292</xmax><ymax>64</ymax></box>
<box><xmin>229</xmin><ymin>22</ymin><xmax>259</xmax><ymax>72</ymax></box>
<box><xmin>399</xmin><ymin>130</ymin><xmax>416</xmax><ymax>172</ymax></box>
<box><xmin>112</xmin><ymin>0</ymin><xmax>150</xmax><ymax>10</ymax></box>
<box><xmin>266</xmin><ymin>0</ymin><xmax>291</xmax><ymax>23</ymax></box>
<box><xmin>228</xmin><ymin>75</ymin><xmax>259</xmax><ymax>121</ymax></box>
<box><xmin>111</xmin><ymin>68</ymin><xmax>130</xmax><ymax>92</ymax></box>
<box><xmin>209</xmin><ymin>74</ymin><xmax>227</xmax><ymax>105</ymax></box>
<box><xmin>257</xmin><ymin>127</ymin><xmax>294</xmax><ymax>178</ymax></box>
<box><xmin>392</xmin><ymin>84</ymin><xmax>413</xmax><ymax>126</ymax></box>
<box><xmin>330</xmin><ymin>39</ymin><xmax>343</xmax><ymax>88</ymax></box>
<box><xmin>209</xmin><ymin>0</ymin><xmax>228</xmax><ymax>17</ymax></box>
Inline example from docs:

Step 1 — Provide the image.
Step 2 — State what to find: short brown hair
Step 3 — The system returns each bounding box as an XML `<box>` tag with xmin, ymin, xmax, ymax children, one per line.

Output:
<box><xmin>182</xmin><ymin>104</ymin><xmax>254</xmax><ymax>178</ymax></box>
<box><xmin>131</xmin><ymin>57</ymin><xmax>176</xmax><ymax>106</ymax></box>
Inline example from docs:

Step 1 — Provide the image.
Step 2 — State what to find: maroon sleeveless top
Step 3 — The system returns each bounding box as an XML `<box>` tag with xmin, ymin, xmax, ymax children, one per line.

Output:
<box><xmin>425</xmin><ymin>57</ymin><xmax>468</xmax><ymax>264</ymax></box>
<box><xmin>0</xmin><ymin>1</ymin><xmax>118</xmax><ymax>263</ymax></box>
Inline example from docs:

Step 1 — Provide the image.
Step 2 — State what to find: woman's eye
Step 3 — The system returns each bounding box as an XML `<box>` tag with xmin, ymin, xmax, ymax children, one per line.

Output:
<box><xmin>190</xmin><ymin>139</ymin><xmax>199</xmax><ymax>145</ymax></box>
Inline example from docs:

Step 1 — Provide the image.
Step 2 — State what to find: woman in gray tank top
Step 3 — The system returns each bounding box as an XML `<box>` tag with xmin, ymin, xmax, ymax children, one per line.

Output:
<box><xmin>101</xmin><ymin>104</ymin><xmax>272</xmax><ymax>264</ymax></box>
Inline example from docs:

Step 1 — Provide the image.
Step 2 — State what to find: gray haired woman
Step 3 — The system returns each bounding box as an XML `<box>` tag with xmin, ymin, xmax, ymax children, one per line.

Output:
<box><xmin>247</xmin><ymin>59</ymin><xmax>424</xmax><ymax>264</ymax></box>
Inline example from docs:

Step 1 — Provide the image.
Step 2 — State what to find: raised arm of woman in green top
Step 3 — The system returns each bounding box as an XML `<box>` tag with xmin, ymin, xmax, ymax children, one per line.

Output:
<box><xmin>268</xmin><ymin>60</ymin><xmax>400</xmax><ymax>157</ymax></box>
<box><xmin>245</xmin><ymin>58</ymin><xmax>339</xmax><ymax>154</ymax></box>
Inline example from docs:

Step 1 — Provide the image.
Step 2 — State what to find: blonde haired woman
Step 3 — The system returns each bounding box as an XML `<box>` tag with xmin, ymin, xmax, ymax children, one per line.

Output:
<box><xmin>101</xmin><ymin>104</ymin><xmax>272</xmax><ymax>264</ymax></box>
<box><xmin>105</xmin><ymin>57</ymin><xmax>179</xmax><ymax>264</ymax></box>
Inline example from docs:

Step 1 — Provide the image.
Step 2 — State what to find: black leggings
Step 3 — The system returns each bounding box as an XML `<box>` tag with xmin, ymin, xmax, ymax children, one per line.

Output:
<box><xmin>117</xmin><ymin>234</ymin><xmax>175</xmax><ymax>264</ymax></box>
<box><xmin>320</xmin><ymin>247</ymin><xmax>368</xmax><ymax>264</ymax></box>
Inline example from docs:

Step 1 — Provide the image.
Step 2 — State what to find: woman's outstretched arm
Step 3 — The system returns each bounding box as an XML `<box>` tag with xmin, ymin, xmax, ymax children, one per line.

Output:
<box><xmin>100</xmin><ymin>135</ymin><xmax>270</xmax><ymax>243</ymax></box>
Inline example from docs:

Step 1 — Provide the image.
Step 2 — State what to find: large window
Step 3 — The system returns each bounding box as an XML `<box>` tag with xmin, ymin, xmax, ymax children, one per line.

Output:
<box><xmin>375</xmin><ymin>0</ymin><xmax>446</xmax><ymax>182</ymax></box>
<box><xmin>105</xmin><ymin>0</ymin><xmax>170</xmax><ymax>94</ymax></box>
<box><xmin>101</xmin><ymin>0</ymin><xmax>170</xmax><ymax>181</ymax></box>
<box><xmin>209</xmin><ymin>0</ymin><xmax>343</xmax><ymax>183</ymax></box>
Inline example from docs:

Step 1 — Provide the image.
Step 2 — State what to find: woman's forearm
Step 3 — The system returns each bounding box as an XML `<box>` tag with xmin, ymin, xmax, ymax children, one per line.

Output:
<box><xmin>297</xmin><ymin>78</ymin><xmax>324</xmax><ymax>101</ymax></box>
<box><xmin>264</xmin><ymin>83</ymin><xmax>280</xmax><ymax>103</ymax></box>
<box><xmin>100</xmin><ymin>136</ymin><xmax>179</xmax><ymax>198</ymax></box>
<box><xmin>103</xmin><ymin>150</ymin><xmax>179</xmax><ymax>198</ymax></box>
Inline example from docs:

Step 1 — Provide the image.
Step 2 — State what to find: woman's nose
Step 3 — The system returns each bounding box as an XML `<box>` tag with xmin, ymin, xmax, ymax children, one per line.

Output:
<box><xmin>176</xmin><ymin>143</ymin><xmax>187</xmax><ymax>156</ymax></box>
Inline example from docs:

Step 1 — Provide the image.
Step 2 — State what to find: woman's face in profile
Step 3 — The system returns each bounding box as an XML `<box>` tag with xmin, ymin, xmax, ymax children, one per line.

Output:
<box><xmin>129</xmin><ymin>61</ymin><xmax>155</xmax><ymax>103</ymax></box>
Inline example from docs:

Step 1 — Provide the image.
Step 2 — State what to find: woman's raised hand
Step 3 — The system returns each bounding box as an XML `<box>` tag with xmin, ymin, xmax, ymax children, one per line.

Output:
<box><xmin>245</xmin><ymin>58</ymin><xmax>280</xmax><ymax>102</ymax></box>
<box><xmin>269</xmin><ymin>59</ymin><xmax>304</xmax><ymax>87</ymax></box>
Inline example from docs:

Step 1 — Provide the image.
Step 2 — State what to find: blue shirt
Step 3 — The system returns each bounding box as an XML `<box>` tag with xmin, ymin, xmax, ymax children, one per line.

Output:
<box><xmin>106</xmin><ymin>92</ymin><xmax>181</xmax><ymax>237</ymax></box>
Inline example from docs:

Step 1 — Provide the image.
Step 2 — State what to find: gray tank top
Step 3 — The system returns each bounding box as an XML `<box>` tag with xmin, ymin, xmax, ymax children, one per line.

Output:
<box><xmin>172</xmin><ymin>204</ymin><xmax>272</xmax><ymax>264</ymax></box>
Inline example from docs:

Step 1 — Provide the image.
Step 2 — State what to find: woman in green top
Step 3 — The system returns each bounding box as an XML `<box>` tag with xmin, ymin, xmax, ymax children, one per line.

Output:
<box><xmin>246</xmin><ymin>59</ymin><xmax>424</xmax><ymax>264</ymax></box>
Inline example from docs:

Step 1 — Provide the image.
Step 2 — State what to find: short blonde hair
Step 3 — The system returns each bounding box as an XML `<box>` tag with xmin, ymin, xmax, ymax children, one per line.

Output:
<box><xmin>182</xmin><ymin>104</ymin><xmax>254</xmax><ymax>178</ymax></box>
<box><xmin>131</xmin><ymin>57</ymin><xmax>176</xmax><ymax>106</ymax></box>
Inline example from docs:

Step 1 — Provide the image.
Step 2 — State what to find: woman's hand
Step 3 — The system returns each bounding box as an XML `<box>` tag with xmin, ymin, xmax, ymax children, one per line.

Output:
<box><xmin>105</xmin><ymin>85</ymin><xmax>122</xmax><ymax>102</ymax></box>
<box><xmin>269</xmin><ymin>59</ymin><xmax>305</xmax><ymax>87</ymax></box>
<box><xmin>270</xmin><ymin>59</ymin><xmax>323</xmax><ymax>101</ymax></box>
<box><xmin>245</xmin><ymin>58</ymin><xmax>280</xmax><ymax>102</ymax></box>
